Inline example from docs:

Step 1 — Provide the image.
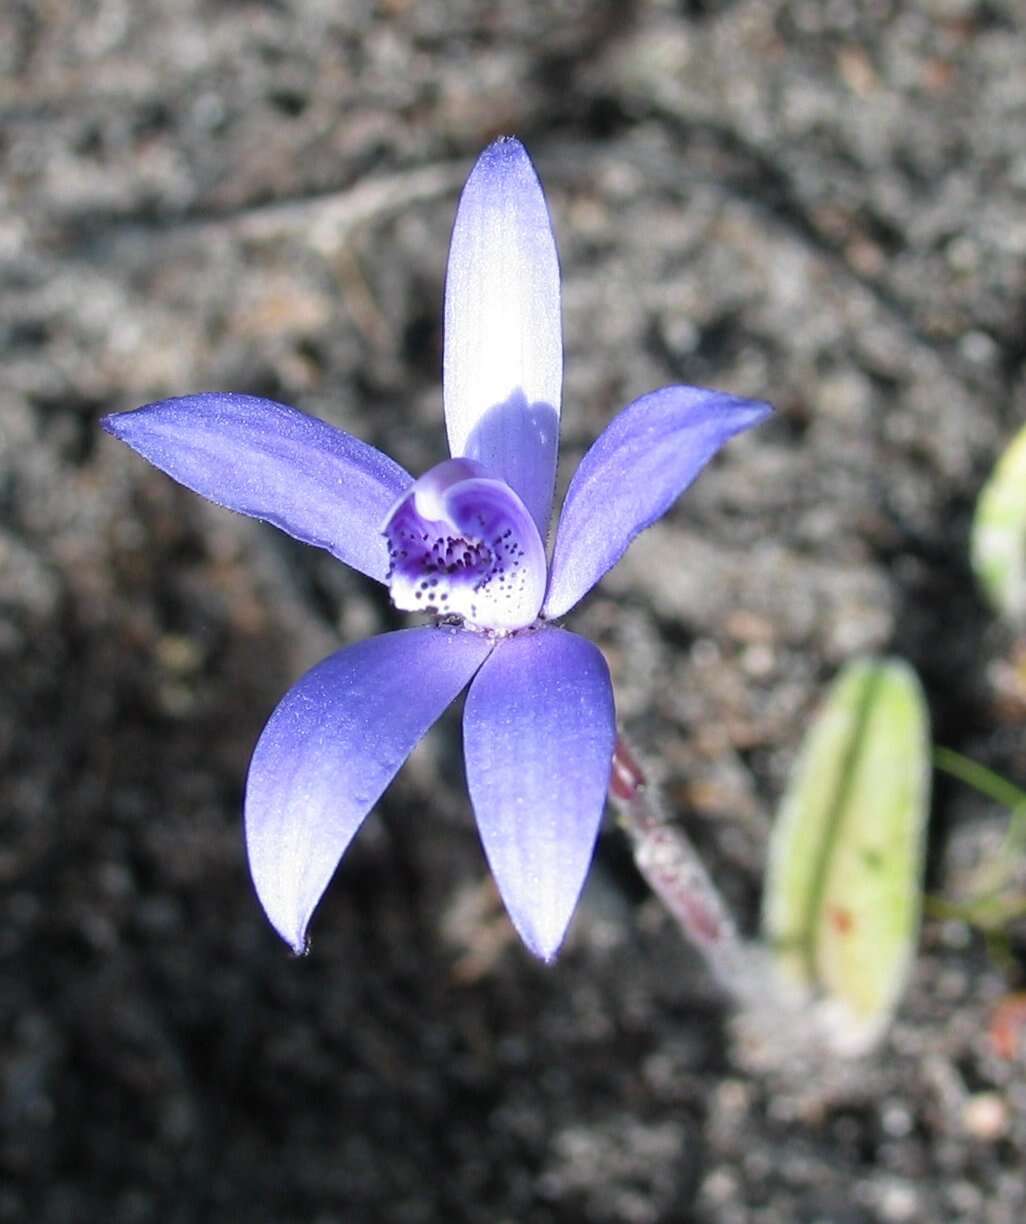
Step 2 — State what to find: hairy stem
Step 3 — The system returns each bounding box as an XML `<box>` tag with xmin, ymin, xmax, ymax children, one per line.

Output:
<box><xmin>609</xmin><ymin>734</ymin><xmax>763</xmax><ymax>1002</ymax></box>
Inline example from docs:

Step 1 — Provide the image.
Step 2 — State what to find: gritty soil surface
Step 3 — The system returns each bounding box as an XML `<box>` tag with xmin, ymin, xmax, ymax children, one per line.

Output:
<box><xmin>3</xmin><ymin>1</ymin><xmax>1026</xmax><ymax>1221</ymax></box>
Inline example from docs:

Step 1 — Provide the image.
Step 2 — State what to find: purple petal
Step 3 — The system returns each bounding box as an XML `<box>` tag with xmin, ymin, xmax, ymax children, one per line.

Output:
<box><xmin>383</xmin><ymin>458</ymin><xmax>547</xmax><ymax>631</ymax></box>
<box><xmin>543</xmin><ymin>386</ymin><xmax>772</xmax><ymax>619</ymax></box>
<box><xmin>101</xmin><ymin>393</ymin><xmax>411</xmax><ymax>583</ymax></box>
<box><xmin>463</xmin><ymin>627</ymin><xmax>615</xmax><ymax>960</ymax></box>
<box><xmin>245</xmin><ymin>626</ymin><xmax>493</xmax><ymax>952</ymax></box>
<box><xmin>444</xmin><ymin>138</ymin><xmax>562</xmax><ymax>537</ymax></box>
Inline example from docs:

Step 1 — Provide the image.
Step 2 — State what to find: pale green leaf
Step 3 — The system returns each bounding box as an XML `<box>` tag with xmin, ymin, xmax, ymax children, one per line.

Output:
<box><xmin>762</xmin><ymin>658</ymin><xmax>931</xmax><ymax>1051</ymax></box>
<box><xmin>971</xmin><ymin>423</ymin><xmax>1026</xmax><ymax>620</ymax></box>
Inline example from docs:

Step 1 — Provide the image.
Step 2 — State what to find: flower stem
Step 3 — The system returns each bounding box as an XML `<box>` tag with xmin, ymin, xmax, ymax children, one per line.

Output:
<box><xmin>609</xmin><ymin>734</ymin><xmax>761</xmax><ymax>1001</ymax></box>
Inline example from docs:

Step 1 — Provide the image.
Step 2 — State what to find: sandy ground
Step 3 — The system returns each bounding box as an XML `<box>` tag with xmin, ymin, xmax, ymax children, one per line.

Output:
<box><xmin>2</xmin><ymin>1</ymin><xmax>1026</xmax><ymax>1220</ymax></box>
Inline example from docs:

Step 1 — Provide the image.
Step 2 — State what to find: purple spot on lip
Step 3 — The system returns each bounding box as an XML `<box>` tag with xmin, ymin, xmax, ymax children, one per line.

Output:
<box><xmin>382</xmin><ymin>457</ymin><xmax>547</xmax><ymax>632</ymax></box>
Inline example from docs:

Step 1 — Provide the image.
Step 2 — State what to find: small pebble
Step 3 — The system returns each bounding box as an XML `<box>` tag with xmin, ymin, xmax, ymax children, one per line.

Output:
<box><xmin>962</xmin><ymin>1092</ymin><xmax>1008</xmax><ymax>1142</ymax></box>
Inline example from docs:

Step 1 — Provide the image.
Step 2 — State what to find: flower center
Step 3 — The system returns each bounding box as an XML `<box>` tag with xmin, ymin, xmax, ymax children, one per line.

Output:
<box><xmin>382</xmin><ymin>458</ymin><xmax>547</xmax><ymax>632</ymax></box>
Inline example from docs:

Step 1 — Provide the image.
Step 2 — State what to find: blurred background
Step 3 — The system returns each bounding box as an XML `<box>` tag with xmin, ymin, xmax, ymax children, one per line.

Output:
<box><xmin>2</xmin><ymin>1</ymin><xmax>1025</xmax><ymax>1220</ymax></box>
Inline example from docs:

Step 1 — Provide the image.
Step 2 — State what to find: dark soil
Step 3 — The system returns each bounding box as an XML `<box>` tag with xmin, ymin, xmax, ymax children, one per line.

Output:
<box><xmin>2</xmin><ymin>1</ymin><xmax>1025</xmax><ymax>1221</ymax></box>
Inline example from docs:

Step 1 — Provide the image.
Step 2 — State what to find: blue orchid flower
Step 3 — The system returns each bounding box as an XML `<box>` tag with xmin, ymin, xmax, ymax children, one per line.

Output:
<box><xmin>102</xmin><ymin>138</ymin><xmax>771</xmax><ymax>961</ymax></box>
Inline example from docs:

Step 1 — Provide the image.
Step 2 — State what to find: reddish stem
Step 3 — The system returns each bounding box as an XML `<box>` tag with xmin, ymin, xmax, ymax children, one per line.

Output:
<box><xmin>609</xmin><ymin>733</ymin><xmax>755</xmax><ymax>997</ymax></box>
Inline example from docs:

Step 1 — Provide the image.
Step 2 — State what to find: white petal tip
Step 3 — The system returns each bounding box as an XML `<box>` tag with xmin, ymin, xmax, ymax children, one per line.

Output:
<box><xmin>285</xmin><ymin>930</ymin><xmax>311</xmax><ymax>958</ymax></box>
<box><xmin>466</xmin><ymin>137</ymin><xmax>547</xmax><ymax>216</ymax></box>
<box><xmin>265</xmin><ymin>909</ymin><xmax>312</xmax><ymax>957</ymax></box>
<box><xmin>477</xmin><ymin>135</ymin><xmax>529</xmax><ymax>169</ymax></box>
<box><xmin>514</xmin><ymin>913</ymin><xmax>571</xmax><ymax>963</ymax></box>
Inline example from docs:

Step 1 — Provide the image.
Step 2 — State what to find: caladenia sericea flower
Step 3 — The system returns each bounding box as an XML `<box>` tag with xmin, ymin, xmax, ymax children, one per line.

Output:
<box><xmin>102</xmin><ymin>138</ymin><xmax>772</xmax><ymax>961</ymax></box>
